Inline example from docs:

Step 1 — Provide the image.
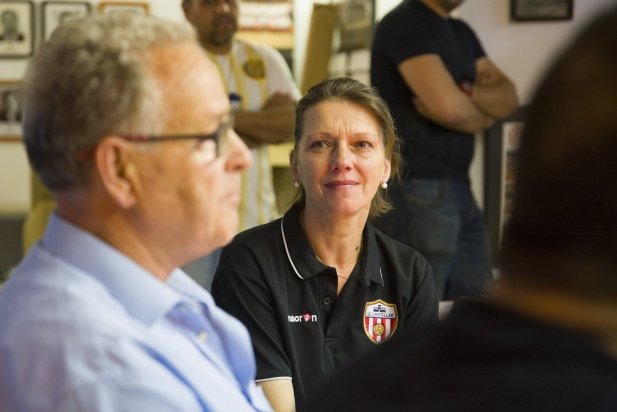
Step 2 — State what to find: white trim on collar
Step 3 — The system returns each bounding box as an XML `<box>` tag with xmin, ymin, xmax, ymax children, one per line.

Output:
<box><xmin>280</xmin><ymin>217</ymin><xmax>305</xmax><ymax>280</ymax></box>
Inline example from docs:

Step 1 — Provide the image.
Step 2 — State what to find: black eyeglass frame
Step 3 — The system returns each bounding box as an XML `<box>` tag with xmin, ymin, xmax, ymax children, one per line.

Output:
<box><xmin>75</xmin><ymin>119</ymin><xmax>234</xmax><ymax>162</ymax></box>
<box><xmin>119</xmin><ymin>117</ymin><xmax>235</xmax><ymax>156</ymax></box>
<box><xmin>118</xmin><ymin>131</ymin><xmax>221</xmax><ymax>156</ymax></box>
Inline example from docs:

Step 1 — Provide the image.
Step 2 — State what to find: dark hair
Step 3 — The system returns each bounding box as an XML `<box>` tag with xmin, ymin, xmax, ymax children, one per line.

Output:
<box><xmin>290</xmin><ymin>77</ymin><xmax>402</xmax><ymax>218</ymax></box>
<box><xmin>499</xmin><ymin>7</ymin><xmax>617</xmax><ymax>301</ymax></box>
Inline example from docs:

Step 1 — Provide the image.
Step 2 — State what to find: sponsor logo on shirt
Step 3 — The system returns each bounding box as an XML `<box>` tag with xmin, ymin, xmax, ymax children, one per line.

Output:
<box><xmin>288</xmin><ymin>312</ymin><xmax>318</xmax><ymax>323</ymax></box>
<box><xmin>363</xmin><ymin>299</ymin><xmax>398</xmax><ymax>344</ymax></box>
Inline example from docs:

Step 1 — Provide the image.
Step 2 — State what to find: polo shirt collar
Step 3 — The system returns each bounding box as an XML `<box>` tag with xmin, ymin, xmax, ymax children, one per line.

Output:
<box><xmin>280</xmin><ymin>204</ymin><xmax>384</xmax><ymax>286</ymax></box>
<box><xmin>360</xmin><ymin>222</ymin><xmax>385</xmax><ymax>287</ymax></box>
<box><xmin>280</xmin><ymin>203</ymin><xmax>323</xmax><ymax>280</ymax></box>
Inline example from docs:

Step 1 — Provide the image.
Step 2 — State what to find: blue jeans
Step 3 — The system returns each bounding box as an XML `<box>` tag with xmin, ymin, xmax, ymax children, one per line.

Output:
<box><xmin>375</xmin><ymin>179</ymin><xmax>492</xmax><ymax>300</ymax></box>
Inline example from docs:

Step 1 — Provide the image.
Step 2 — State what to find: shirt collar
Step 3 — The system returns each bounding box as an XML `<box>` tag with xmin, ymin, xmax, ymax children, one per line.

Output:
<box><xmin>281</xmin><ymin>204</ymin><xmax>384</xmax><ymax>286</ymax></box>
<box><xmin>42</xmin><ymin>214</ymin><xmax>190</xmax><ymax>326</ymax></box>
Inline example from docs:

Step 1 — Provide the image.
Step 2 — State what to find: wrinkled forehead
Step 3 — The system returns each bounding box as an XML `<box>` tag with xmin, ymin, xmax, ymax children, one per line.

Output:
<box><xmin>301</xmin><ymin>98</ymin><xmax>382</xmax><ymax>133</ymax></box>
<box><xmin>146</xmin><ymin>42</ymin><xmax>229</xmax><ymax>124</ymax></box>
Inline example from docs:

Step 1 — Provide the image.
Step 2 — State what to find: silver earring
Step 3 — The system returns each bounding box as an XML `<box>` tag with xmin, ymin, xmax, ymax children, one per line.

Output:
<box><xmin>381</xmin><ymin>181</ymin><xmax>388</xmax><ymax>189</ymax></box>
<box><xmin>294</xmin><ymin>181</ymin><xmax>300</xmax><ymax>188</ymax></box>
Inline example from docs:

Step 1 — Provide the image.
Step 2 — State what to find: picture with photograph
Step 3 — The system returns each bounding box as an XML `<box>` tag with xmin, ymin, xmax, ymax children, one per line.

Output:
<box><xmin>511</xmin><ymin>0</ymin><xmax>573</xmax><ymax>22</ymax></box>
<box><xmin>42</xmin><ymin>1</ymin><xmax>91</xmax><ymax>40</ymax></box>
<box><xmin>0</xmin><ymin>81</ymin><xmax>23</xmax><ymax>139</ymax></box>
<box><xmin>0</xmin><ymin>1</ymin><xmax>33</xmax><ymax>58</ymax></box>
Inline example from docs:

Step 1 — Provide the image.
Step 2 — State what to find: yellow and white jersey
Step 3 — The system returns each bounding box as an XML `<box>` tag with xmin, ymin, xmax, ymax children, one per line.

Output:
<box><xmin>207</xmin><ymin>40</ymin><xmax>301</xmax><ymax>231</ymax></box>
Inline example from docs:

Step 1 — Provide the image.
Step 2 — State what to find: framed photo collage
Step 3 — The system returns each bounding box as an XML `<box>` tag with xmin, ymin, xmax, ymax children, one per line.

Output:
<box><xmin>0</xmin><ymin>1</ymin><xmax>149</xmax><ymax>139</ymax></box>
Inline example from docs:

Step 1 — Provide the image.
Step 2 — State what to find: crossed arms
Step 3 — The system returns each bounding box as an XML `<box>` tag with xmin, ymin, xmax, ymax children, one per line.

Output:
<box><xmin>400</xmin><ymin>54</ymin><xmax>519</xmax><ymax>134</ymax></box>
<box><xmin>234</xmin><ymin>91</ymin><xmax>296</xmax><ymax>148</ymax></box>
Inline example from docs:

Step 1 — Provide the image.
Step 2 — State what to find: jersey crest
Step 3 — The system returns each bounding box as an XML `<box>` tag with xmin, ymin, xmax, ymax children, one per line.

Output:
<box><xmin>363</xmin><ymin>299</ymin><xmax>398</xmax><ymax>344</ymax></box>
<box><xmin>243</xmin><ymin>58</ymin><xmax>266</xmax><ymax>79</ymax></box>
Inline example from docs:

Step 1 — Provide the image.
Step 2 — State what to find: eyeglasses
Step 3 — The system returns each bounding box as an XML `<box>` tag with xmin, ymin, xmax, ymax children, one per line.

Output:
<box><xmin>119</xmin><ymin>119</ymin><xmax>233</xmax><ymax>157</ymax></box>
<box><xmin>76</xmin><ymin>119</ymin><xmax>234</xmax><ymax>161</ymax></box>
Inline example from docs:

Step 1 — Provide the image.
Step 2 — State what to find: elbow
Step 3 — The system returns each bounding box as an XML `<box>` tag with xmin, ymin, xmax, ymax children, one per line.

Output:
<box><xmin>507</xmin><ymin>93</ymin><xmax>520</xmax><ymax>116</ymax></box>
<box><xmin>498</xmin><ymin>87</ymin><xmax>520</xmax><ymax>119</ymax></box>
<box><xmin>495</xmin><ymin>89</ymin><xmax>520</xmax><ymax>119</ymax></box>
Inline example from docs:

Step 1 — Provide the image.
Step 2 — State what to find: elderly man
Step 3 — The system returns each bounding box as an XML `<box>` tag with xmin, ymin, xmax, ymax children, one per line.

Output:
<box><xmin>0</xmin><ymin>13</ymin><xmax>271</xmax><ymax>412</ymax></box>
<box><xmin>303</xmin><ymin>5</ymin><xmax>617</xmax><ymax>411</ymax></box>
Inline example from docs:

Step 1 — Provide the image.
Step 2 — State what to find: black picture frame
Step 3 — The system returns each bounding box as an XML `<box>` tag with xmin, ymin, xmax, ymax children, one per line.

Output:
<box><xmin>338</xmin><ymin>0</ymin><xmax>375</xmax><ymax>52</ymax></box>
<box><xmin>511</xmin><ymin>0</ymin><xmax>573</xmax><ymax>22</ymax></box>
<box><xmin>0</xmin><ymin>80</ymin><xmax>23</xmax><ymax>140</ymax></box>
<box><xmin>42</xmin><ymin>1</ymin><xmax>91</xmax><ymax>40</ymax></box>
<box><xmin>484</xmin><ymin>106</ymin><xmax>528</xmax><ymax>266</ymax></box>
<box><xmin>0</xmin><ymin>1</ymin><xmax>34</xmax><ymax>58</ymax></box>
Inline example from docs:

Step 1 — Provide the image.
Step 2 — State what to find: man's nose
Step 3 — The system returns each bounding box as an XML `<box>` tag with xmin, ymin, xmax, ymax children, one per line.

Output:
<box><xmin>225</xmin><ymin>129</ymin><xmax>252</xmax><ymax>172</ymax></box>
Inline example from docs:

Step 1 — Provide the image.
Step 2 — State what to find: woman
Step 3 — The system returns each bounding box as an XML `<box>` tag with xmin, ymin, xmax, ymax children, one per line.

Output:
<box><xmin>212</xmin><ymin>77</ymin><xmax>438</xmax><ymax>411</ymax></box>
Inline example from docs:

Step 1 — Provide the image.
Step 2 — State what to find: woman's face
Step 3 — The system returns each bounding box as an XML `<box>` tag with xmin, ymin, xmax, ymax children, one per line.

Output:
<box><xmin>293</xmin><ymin>99</ymin><xmax>391</xmax><ymax>219</ymax></box>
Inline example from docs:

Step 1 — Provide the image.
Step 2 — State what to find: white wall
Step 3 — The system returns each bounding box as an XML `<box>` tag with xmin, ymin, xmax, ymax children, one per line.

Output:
<box><xmin>1</xmin><ymin>0</ymin><xmax>615</xmax><ymax>213</ymax></box>
<box><xmin>458</xmin><ymin>0</ymin><xmax>615</xmax><ymax>104</ymax></box>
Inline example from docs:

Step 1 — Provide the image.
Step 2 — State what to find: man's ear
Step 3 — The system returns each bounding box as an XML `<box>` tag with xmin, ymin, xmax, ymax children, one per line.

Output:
<box><xmin>94</xmin><ymin>136</ymin><xmax>139</xmax><ymax>209</ymax></box>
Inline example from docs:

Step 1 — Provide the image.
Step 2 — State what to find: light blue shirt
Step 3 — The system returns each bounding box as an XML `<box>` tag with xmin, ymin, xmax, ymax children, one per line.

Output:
<box><xmin>0</xmin><ymin>214</ymin><xmax>272</xmax><ymax>412</ymax></box>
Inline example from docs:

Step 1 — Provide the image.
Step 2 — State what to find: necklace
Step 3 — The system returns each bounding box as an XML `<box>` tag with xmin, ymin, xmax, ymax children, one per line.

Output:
<box><xmin>300</xmin><ymin>210</ymin><xmax>363</xmax><ymax>280</ymax></box>
<box><xmin>312</xmin><ymin>235</ymin><xmax>362</xmax><ymax>281</ymax></box>
<box><xmin>313</xmin><ymin>254</ymin><xmax>350</xmax><ymax>279</ymax></box>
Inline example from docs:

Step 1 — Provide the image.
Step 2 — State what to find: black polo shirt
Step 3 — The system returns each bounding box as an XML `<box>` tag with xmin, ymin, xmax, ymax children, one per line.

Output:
<box><xmin>211</xmin><ymin>203</ymin><xmax>438</xmax><ymax>405</ymax></box>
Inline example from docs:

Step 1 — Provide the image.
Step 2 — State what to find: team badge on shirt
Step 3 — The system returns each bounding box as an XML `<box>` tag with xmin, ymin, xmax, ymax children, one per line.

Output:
<box><xmin>243</xmin><ymin>58</ymin><xmax>266</xmax><ymax>79</ymax></box>
<box><xmin>363</xmin><ymin>299</ymin><xmax>398</xmax><ymax>344</ymax></box>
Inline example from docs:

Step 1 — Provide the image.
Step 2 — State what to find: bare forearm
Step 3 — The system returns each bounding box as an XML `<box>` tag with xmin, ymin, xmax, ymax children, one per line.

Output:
<box><xmin>417</xmin><ymin>93</ymin><xmax>495</xmax><ymax>134</ymax></box>
<box><xmin>473</xmin><ymin>79</ymin><xmax>519</xmax><ymax>119</ymax></box>
<box><xmin>234</xmin><ymin>105</ymin><xmax>295</xmax><ymax>145</ymax></box>
<box><xmin>259</xmin><ymin>379</ymin><xmax>296</xmax><ymax>412</ymax></box>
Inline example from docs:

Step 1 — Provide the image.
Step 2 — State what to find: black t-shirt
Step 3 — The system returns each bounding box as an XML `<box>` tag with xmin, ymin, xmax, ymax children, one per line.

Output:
<box><xmin>301</xmin><ymin>298</ymin><xmax>617</xmax><ymax>411</ymax></box>
<box><xmin>371</xmin><ymin>0</ymin><xmax>486</xmax><ymax>181</ymax></box>
<box><xmin>212</xmin><ymin>203</ymin><xmax>438</xmax><ymax>405</ymax></box>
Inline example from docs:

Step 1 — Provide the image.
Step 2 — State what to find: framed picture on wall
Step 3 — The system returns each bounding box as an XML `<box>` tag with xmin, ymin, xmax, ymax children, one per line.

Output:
<box><xmin>98</xmin><ymin>1</ymin><xmax>149</xmax><ymax>16</ymax></box>
<box><xmin>338</xmin><ymin>0</ymin><xmax>374</xmax><ymax>52</ymax></box>
<box><xmin>0</xmin><ymin>80</ymin><xmax>23</xmax><ymax>140</ymax></box>
<box><xmin>484</xmin><ymin>106</ymin><xmax>527</xmax><ymax>265</ymax></box>
<box><xmin>42</xmin><ymin>1</ymin><xmax>91</xmax><ymax>40</ymax></box>
<box><xmin>0</xmin><ymin>1</ymin><xmax>34</xmax><ymax>58</ymax></box>
<box><xmin>511</xmin><ymin>0</ymin><xmax>573</xmax><ymax>22</ymax></box>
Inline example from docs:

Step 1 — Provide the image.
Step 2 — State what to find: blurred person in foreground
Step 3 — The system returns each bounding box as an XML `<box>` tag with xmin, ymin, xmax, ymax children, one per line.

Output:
<box><xmin>213</xmin><ymin>77</ymin><xmax>438</xmax><ymax>411</ymax></box>
<box><xmin>302</xmin><ymin>7</ymin><xmax>617</xmax><ymax>412</ymax></box>
<box><xmin>0</xmin><ymin>12</ymin><xmax>272</xmax><ymax>412</ymax></box>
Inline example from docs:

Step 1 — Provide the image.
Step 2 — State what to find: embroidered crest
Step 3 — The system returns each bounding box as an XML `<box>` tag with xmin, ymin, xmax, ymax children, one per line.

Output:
<box><xmin>243</xmin><ymin>58</ymin><xmax>266</xmax><ymax>79</ymax></box>
<box><xmin>363</xmin><ymin>299</ymin><xmax>398</xmax><ymax>344</ymax></box>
